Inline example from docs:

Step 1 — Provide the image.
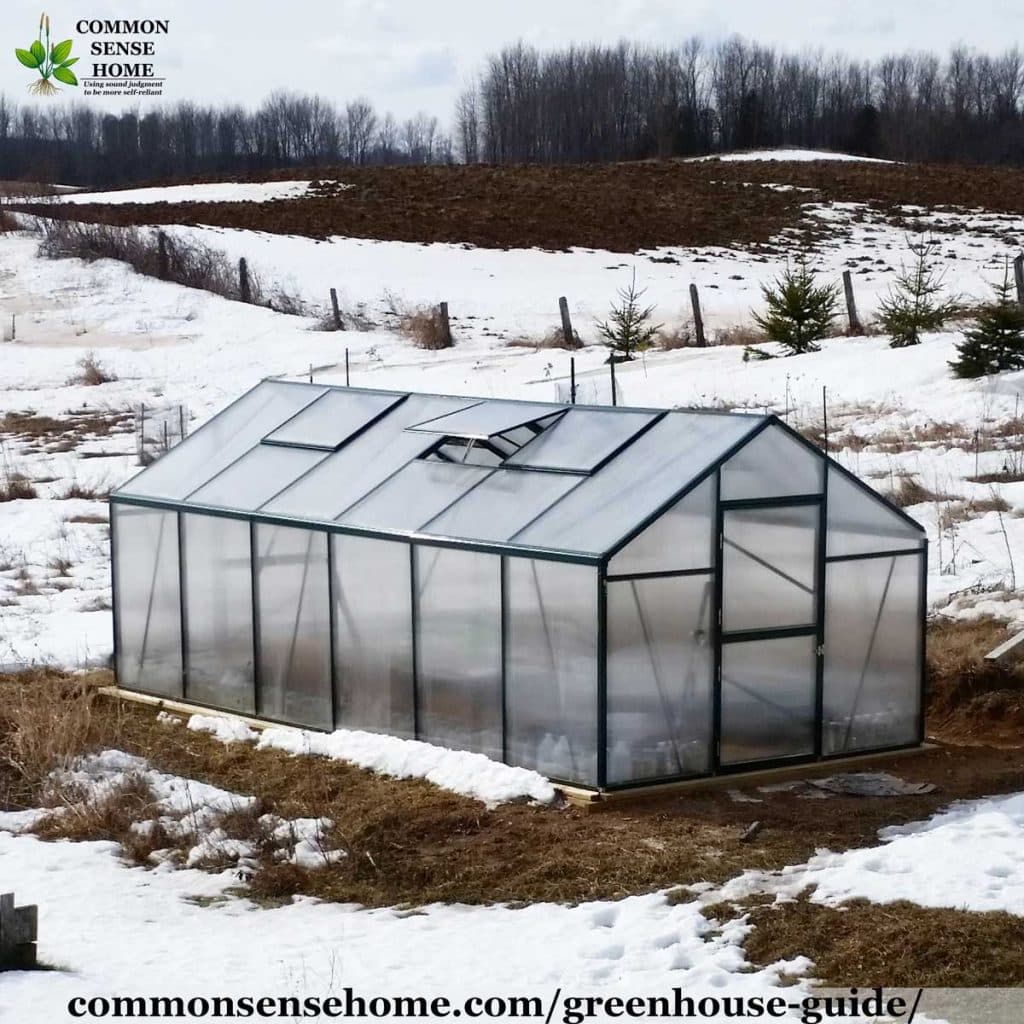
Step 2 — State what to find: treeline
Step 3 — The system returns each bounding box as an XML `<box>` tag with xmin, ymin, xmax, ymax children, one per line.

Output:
<box><xmin>3</xmin><ymin>37</ymin><xmax>1024</xmax><ymax>187</ymax></box>
<box><xmin>455</xmin><ymin>39</ymin><xmax>1024</xmax><ymax>165</ymax></box>
<box><xmin>0</xmin><ymin>91</ymin><xmax>452</xmax><ymax>186</ymax></box>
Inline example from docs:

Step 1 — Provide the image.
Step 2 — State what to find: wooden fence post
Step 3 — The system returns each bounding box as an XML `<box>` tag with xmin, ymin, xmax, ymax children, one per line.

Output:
<box><xmin>0</xmin><ymin>893</ymin><xmax>38</xmax><ymax>969</ymax></box>
<box><xmin>610</xmin><ymin>359</ymin><xmax>618</xmax><ymax>407</ymax></box>
<box><xmin>842</xmin><ymin>270</ymin><xmax>862</xmax><ymax>335</ymax></box>
<box><xmin>689</xmin><ymin>284</ymin><xmax>706</xmax><ymax>347</ymax></box>
<box><xmin>330</xmin><ymin>287</ymin><xmax>345</xmax><ymax>330</ymax></box>
<box><xmin>558</xmin><ymin>296</ymin><xmax>575</xmax><ymax>346</ymax></box>
<box><xmin>157</xmin><ymin>231</ymin><xmax>168</xmax><ymax>280</ymax></box>
<box><xmin>239</xmin><ymin>258</ymin><xmax>250</xmax><ymax>304</ymax></box>
<box><xmin>1014</xmin><ymin>254</ymin><xmax>1024</xmax><ymax>307</ymax></box>
<box><xmin>438</xmin><ymin>302</ymin><xmax>453</xmax><ymax>347</ymax></box>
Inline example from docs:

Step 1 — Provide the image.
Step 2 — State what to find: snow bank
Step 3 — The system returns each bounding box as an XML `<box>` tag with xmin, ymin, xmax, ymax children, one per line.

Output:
<box><xmin>691</xmin><ymin>148</ymin><xmax>892</xmax><ymax>163</ymax></box>
<box><xmin>185</xmin><ymin>713</ymin><xmax>556</xmax><ymax>808</ymax></box>
<box><xmin>257</xmin><ymin>725</ymin><xmax>557</xmax><ymax>808</ymax></box>
<box><xmin>712</xmin><ymin>789</ymin><xmax>1024</xmax><ymax>918</ymax></box>
<box><xmin>52</xmin><ymin>180</ymin><xmax>335</xmax><ymax>205</ymax></box>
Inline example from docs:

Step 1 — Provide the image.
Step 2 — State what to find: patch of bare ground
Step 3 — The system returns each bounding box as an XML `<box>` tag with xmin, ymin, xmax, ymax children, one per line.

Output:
<box><xmin>724</xmin><ymin>896</ymin><xmax>1024</xmax><ymax>987</ymax></box>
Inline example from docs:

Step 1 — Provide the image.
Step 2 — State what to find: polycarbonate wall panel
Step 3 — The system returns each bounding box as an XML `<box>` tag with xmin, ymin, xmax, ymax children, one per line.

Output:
<box><xmin>515</xmin><ymin>412</ymin><xmax>761</xmax><ymax>555</ymax></box>
<box><xmin>720</xmin><ymin>424</ymin><xmax>823</xmax><ymax>500</ymax></box>
<box><xmin>409</xmin><ymin>401</ymin><xmax>561</xmax><ymax>439</ymax></box>
<box><xmin>720</xmin><ymin>634</ymin><xmax>817</xmax><ymax>765</ymax></box>
<box><xmin>506</xmin><ymin>408</ymin><xmax>656</xmax><ymax>471</ymax></box>
<box><xmin>722</xmin><ymin>505</ymin><xmax>818</xmax><ymax>632</ymax></box>
<box><xmin>261</xmin><ymin>395</ymin><xmax>476</xmax><ymax>522</ymax></box>
<box><xmin>340</xmin><ymin>461</ymin><xmax>493</xmax><ymax>532</ymax></box>
<box><xmin>113</xmin><ymin>504</ymin><xmax>182</xmax><ymax>696</ymax></box>
<box><xmin>424</xmin><ymin>469</ymin><xmax>580</xmax><ymax>543</ymax></box>
<box><xmin>505</xmin><ymin>560</ymin><xmax>598</xmax><ymax>785</ymax></box>
<box><xmin>187</xmin><ymin>445</ymin><xmax>327</xmax><ymax>511</ymax></box>
<box><xmin>826</xmin><ymin>467</ymin><xmax>924</xmax><ymax>557</ymax></box>
<box><xmin>332</xmin><ymin>535</ymin><xmax>414</xmax><ymax>738</ymax></box>
<box><xmin>608</xmin><ymin>476</ymin><xmax>715</xmax><ymax>576</ymax></box>
<box><xmin>415</xmin><ymin>547</ymin><xmax>502</xmax><ymax>759</ymax></box>
<box><xmin>255</xmin><ymin>525</ymin><xmax>332</xmax><ymax>729</ymax></box>
<box><xmin>182</xmin><ymin>514</ymin><xmax>255</xmax><ymax>713</ymax></box>
<box><xmin>118</xmin><ymin>382</ymin><xmax>327</xmax><ymax>500</ymax></box>
<box><xmin>607</xmin><ymin>575</ymin><xmax>714</xmax><ymax>784</ymax></box>
<box><xmin>823</xmin><ymin>553</ymin><xmax>922</xmax><ymax>754</ymax></box>
<box><xmin>264</xmin><ymin>389</ymin><xmax>406</xmax><ymax>449</ymax></box>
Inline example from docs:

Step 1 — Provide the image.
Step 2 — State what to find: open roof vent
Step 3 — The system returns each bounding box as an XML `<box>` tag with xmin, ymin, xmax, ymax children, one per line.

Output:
<box><xmin>406</xmin><ymin>401</ymin><xmax>566</xmax><ymax>468</ymax></box>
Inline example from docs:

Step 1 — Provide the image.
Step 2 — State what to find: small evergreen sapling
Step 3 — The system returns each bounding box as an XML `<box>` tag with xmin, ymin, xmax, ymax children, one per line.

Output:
<box><xmin>877</xmin><ymin>238</ymin><xmax>959</xmax><ymax>348</ymax></box>
<box><xmin>951</xmin><ymin>266</ymin><xmax>1024</xmax><ymax>378</ymax></box>
<box><xmin>753</xmin><ymin>258</ymin><xmax>838</xmax><ymax>355</ymax></box>
<box><xmin>597</xmin><ymin>271</ymin><xmax>662</xmax><ymax>360</ymax></box>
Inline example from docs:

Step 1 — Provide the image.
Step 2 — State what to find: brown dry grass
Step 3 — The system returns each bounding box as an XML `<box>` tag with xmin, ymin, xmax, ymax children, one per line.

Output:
<box><xmin>715</xmin><ymin>323</ymin><xmax>769</xmax><ymax>347</ymax></box>
<box><xmin>400</xmin><ymin>308</ymin><xmax>453</xmax><ymax>350</ymax></box>
<box><xmin>655</xmin><ymin>323</ymin><xmax>696</xmax><ymax>350</ymax></box>
<box><xmin>0</xmin><ymin>672</ymin><xmax>104</xmax><ymax>809</ymax></box>
<box><xmin>0</xmin><ymin>471</ymin><xmax>37</xmax><ymax>502</ymax></box>
<box><xmin>732</xmin><ymin>895</ymin><xmax>1024</xmax><ymax>987</ymax></box>
<box><xmin>506</xmin><ymin>326</ymin><xmax>583</xmax><ymax>351</ymax></box>
<box><xmin>885</xmin><ymin>472</ymin><xmax>960</xmax><ymax>508</ymax></box>
<box><xmin>68</xmin><ymin>352</ymin><xmax>118</xmax><ymax>386</ymax></box>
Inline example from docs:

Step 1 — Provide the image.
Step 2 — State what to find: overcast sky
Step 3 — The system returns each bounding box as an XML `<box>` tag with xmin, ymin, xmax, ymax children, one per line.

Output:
<box><xmin>2</xmin><ymin>0</ymin><xmax>1020</xmax><ymax>120</ymax></box>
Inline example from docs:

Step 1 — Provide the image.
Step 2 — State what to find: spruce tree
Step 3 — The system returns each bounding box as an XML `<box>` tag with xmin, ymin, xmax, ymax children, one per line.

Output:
<box><xmin>597</xmin><ymin>271</ymin><xmax>662</xmax><ymax>360</ymax></box>
<box><xmin>878</xmin><ymin>238</ymin><xmax>959</xmax><ymax>348</ymax></box>
<box><xmin>951</xmin><ymin>267</ymin><xmax>1024</xmax><ymax>378</ymax></box>
<box><xmin>753</xmin><ymin>257</ymin><xmax>838</xmax><ymax>355</ymax></box>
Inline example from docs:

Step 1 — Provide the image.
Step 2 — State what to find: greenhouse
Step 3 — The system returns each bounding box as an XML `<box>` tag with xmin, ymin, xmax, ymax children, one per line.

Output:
<box><xmin>110</xmin><ymin>381</ymin><xmax>927</xmax><ymax>791</ymax></box>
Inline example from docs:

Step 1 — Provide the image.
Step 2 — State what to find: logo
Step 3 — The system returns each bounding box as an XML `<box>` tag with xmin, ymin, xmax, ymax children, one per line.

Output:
<box><xmin>15</xmin><ymin>12</ymin><xmax>78</xmax><ymax>97</ymax></box>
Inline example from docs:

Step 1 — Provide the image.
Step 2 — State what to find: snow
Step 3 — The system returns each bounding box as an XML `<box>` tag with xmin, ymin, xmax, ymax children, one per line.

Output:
<box><xmin>263</xmin><ymin>721</ymin><xmax>556</xmax><ymax>807</ymax></box>
<box><xmin>50</xmin><ymin>180</ymin><xmax>334</xmax><ymax>205</ymax></box>
<box><xmin>691</xmin><ymin>148</ymin><xmax>893</xmax><ymax>163</ymax></box>
<box><xmin>186</xmin><ymin>712</ymin><xmax>555</xmax><ymax>807</ymax></box>
<box><xmin>0</xmin><ymin>825</ymin><xmax>814</xmax><ymax>1020</ymax></box>
<box><xmin>4</xmin><ymin>192</ymin><xmax>1024</xmax><ymax>666</ymax></box>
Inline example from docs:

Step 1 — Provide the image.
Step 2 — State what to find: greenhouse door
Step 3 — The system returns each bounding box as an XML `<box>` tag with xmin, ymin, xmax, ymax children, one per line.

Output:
<box><xmin>716</xmin><ymin>499</ymin><xmax>823</xmax><ymax>769</ymax></box>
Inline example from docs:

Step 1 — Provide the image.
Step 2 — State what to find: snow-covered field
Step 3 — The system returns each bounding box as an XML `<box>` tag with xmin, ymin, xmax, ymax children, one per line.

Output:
<box><xmin>689</xmin><ymin>148</ymin><xmax>894</xmax><ymax>163</ymax></box>
<box><xmin>3</xmin><ymin>192</ymin><xmax>1024</xmax><ymax>666</ymax></box>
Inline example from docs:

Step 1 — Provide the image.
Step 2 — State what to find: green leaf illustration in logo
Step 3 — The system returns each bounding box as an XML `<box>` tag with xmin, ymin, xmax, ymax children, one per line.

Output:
<box><xmin>50</xmin><ymin>39</ymin><xmax>72</xmax><ymax>64</ymax></box>
<box><xmin>19</xmin><ymin>14</ymin><xmax>79</xmax><ymax>95</ymax></box>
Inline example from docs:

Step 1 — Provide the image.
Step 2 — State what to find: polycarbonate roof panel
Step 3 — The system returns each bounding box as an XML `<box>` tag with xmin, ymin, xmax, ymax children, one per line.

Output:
<box><xmin>116</xmin><ymin>381</ymin><xmax>328</xmax><ymax>501</ymax></box>
<box><xmin>263</xmin><ymin>389</ymin><xmax>406</xmax><ymax>450</ymax></box>
<box><xmin>408</xmin><ymin>401</ymin><xmax>565</xmax><ymax>440</ymax></box>
<box><xmin>339</xmin><ymin>461</ymin><xmax>493</xmax><ymax>532</ymax></box>
<box><xmin>506</xmin><ymin>408</ymin><xmax>659</xmax><ymax>472</ymax></box>
<box><xmin>514</xmin><ymin>411</ymin><xmax>764</xmax><ymax>555</ymax></box>
<box><xmin>260</xmin><ymin>394</ymin><xmax>477</xmax><ymax>521</ymax></box>
<box><xmin>423</xmin><ymin>468</ymin><xmax>582</xmax><ymax>542</ymax></box>
<box><xmin>187</xmin><ymin>444</ymin><xmax>329</xmax><ymax>512</ymax></box>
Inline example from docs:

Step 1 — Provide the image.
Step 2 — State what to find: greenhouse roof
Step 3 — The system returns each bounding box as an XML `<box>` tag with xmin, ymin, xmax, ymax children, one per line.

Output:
<box><xmin>113</xmin><ymin>380</ymin><xmax>918</xmax><ymax>563</ymax></box>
